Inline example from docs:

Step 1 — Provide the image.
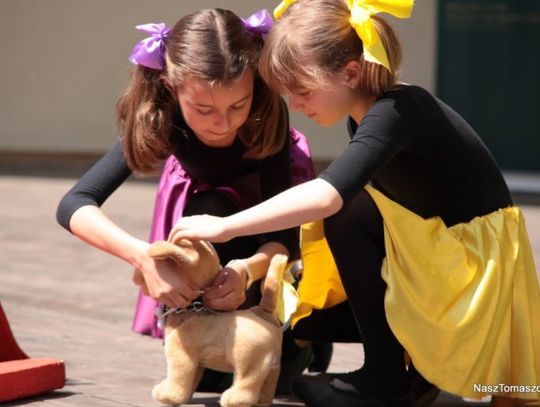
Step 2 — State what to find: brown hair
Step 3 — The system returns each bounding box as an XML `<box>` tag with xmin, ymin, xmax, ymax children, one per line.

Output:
<box><xmin>259</xmin><ymin>0</ymin><xmax>402</xmax><ymax>97</ymax></box>
<box><xmin>116</xmin><ymin>9</ymin><xmax>287</xmax><ymax>174</ymax></box>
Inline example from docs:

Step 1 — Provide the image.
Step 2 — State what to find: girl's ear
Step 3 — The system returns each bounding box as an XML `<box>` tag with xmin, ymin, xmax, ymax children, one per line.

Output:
<box><xmin>147</xmin><ymin>240</ymin><xmax>199</xmax><ymax>266</ymax></box>
<box><xmin>341</xmin><ymin>60</ymin><xmax>363</xmax><ymax>89</ymax></box>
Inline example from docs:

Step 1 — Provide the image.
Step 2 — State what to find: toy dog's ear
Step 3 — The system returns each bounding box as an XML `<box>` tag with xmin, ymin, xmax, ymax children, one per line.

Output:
<box><xmin>148</xmin><ymin>240</ymin><xmax>199</xmax><ymax>267</ymax></box>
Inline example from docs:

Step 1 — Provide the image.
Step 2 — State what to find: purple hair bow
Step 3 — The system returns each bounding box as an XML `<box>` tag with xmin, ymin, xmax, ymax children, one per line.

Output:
<box><xmin>128</xmin><ymin>23</ymin><xmax>171</xmax><ymax>70</ymax></box>
<box><xmin>241</xmin><ymin>9</ymin><xmax>273</xmax><ymax>36</ymax></box>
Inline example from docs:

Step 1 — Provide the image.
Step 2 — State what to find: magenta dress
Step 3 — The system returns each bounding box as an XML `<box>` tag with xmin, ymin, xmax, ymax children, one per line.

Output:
<box><xmin>132</xmin><ymin>128</ymin><xmax>315</xmax><ymax>338</ymax></box>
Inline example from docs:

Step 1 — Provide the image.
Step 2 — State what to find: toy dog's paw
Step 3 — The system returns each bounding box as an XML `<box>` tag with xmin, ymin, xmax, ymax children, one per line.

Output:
<box><xmin>152</xmin><ymin>379</ymin><xmax>190</xmax><ymax>405</ymax></box>
<box><xmin>220</xmin><ymin>386</ymin><xmax>258</xmax><ymax>407</ymax></box>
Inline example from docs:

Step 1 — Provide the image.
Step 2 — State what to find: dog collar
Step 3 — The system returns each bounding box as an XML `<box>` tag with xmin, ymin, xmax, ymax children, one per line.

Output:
<box><xmin>156</xmin><ymin>299</ymin><xmax>213</xmax><ymax>329</ymax></box>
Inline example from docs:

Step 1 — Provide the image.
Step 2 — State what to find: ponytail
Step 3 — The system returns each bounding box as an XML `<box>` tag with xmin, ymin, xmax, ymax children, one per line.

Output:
<box><xmin>115</xmin><ymin>66</ymin><xmax>175</xmax><ymax>174</ymax></box>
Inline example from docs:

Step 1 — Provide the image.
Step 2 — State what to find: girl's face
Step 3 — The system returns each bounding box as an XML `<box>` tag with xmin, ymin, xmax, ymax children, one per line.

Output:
<box><xmin>176</xmin><ymin>70</ymin><xmax>254</xmax><ymax>147</ymax></box>
<box><xmin>287</xmin><ymin>81</ymin><xmax>356</xmax><ymax>127</ymax></box>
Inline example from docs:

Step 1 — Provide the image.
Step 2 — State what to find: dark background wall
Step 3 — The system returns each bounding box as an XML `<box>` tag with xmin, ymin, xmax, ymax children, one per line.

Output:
<box><xmin>437</xmin><ymin>0</ymin><xmax>540</xmax><ymax>172</ymax></box>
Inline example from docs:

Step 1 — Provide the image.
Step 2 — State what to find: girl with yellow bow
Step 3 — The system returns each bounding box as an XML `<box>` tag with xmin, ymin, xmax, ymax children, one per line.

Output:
<box><xmin>169</xmin><ymin>1</ymin><xmax>540</xmax><ymax>406</ymax></box>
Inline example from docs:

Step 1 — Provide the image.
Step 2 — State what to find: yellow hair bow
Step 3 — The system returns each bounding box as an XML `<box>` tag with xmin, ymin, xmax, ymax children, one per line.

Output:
<box><xmin>274</xmin><ymin>0</ymin><xmax>298</xmax><ymax>19</ymax></box>
<box><xmin>347</xmin><ymin>0</ymin><xmax>413</xmax><ymax>71</ymax></box>
<box><xmin>273</xmin><ymin>0</ymin><xmax>414</xmax><ymax>72</ymax></box>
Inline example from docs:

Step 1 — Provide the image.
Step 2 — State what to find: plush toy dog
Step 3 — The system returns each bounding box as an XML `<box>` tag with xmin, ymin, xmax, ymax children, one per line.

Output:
<box><xmin>149</xmin><ymin>239</ymin><xmax>287</xmax><ymax>407</ymax></box>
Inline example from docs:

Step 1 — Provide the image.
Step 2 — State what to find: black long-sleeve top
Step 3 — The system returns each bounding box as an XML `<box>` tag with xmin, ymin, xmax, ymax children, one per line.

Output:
<box><xmin>319</xmin><ymin>85</ymin><xmax>512</xmax><ymax>227</ymax></box>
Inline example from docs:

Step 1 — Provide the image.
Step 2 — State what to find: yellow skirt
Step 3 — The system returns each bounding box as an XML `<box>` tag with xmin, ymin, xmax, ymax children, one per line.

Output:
<box><xmin>293</xmin><ymin>185</ymin><xmax>540</xmax><ymax>400</ymax></box>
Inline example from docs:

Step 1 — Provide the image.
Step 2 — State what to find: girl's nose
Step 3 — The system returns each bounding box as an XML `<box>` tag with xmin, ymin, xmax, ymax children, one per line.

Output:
<box><xmin>214</xmin><ymin>112</ymin><xmax>231</xmax><ymax>131</ymax></box>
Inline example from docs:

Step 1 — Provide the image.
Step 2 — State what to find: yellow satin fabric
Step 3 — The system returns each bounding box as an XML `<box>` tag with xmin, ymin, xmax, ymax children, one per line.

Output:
<box><xmin>292</xmin><ymin>220</ymin><xmax>346</xmax><ymax>325</ymax></box>
<box><xmin>347</xmin><ymin>0</ymin><xmax>413</xmax><ymax>71</ymax></box>
<box><xmin>275</xmin><ymin>266</ymin><xmax>299</xmax><ymax>325</ymax></box>
<box><xmin>294</xmin><ymin>185</ymin><xmax>540</xmax><ymax>400</ymax></box>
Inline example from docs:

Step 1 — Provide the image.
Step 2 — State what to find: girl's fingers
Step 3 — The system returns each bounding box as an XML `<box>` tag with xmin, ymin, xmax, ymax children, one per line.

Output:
<box><xmin>203</xmin><ymin>282</ymin><xmax>233</xmax><ymax>300</ymax></box>
<box><xmin>209</xmin><ymin>268</ymin><xmax>229</xmax><ymax>287</ymax></box>
<box><xmin>168</xmin><ymin>229</ymin><xmax>180</xmax><ymax>243</ymax></box>
<box><xmin>169</xmin><ymin>292</ymin><xmax>191</xmax><ymax>309</ymax></box>
<box><xmin>159</xmin><ymin>296</ymin><xmax>176</xmax><ymax>309</ymax></box>
<box><xmin>205</xmin><ymin>290</ymin><xmax>244</xmax><ymax>311</ymax></box>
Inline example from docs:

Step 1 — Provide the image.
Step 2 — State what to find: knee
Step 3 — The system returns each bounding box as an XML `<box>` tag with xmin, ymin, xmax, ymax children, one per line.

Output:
<box><xmin>323</xmin><ymin>188</ymin><xmax>382</xmax><ymax>244</ymax></box>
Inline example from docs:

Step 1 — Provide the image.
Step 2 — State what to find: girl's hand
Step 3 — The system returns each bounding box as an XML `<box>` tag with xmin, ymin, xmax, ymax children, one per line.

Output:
<box><xmin>202</xmin><ymin>264</ymin><xmax>247</xmax><ymax>311</ymax></box>
<box><xmin>138</xmin><ymin>254</ymin><xmax>200</xmax><ymax>308</ymax></box>
<box><xmin>168</xmin><ymin>214</ymin><xmax>231</xmax><ymax>244</ymax></box>
<box><xmin>132</xmin><ymin>269</ymin><xmax>149</xmax><ymax>296</ymax></box>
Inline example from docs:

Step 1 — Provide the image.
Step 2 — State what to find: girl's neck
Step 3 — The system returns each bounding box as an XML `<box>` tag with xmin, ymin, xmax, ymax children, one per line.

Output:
<box><xmin>350</xmin><ymin>93</ymin><xmax>378</xmax><ymax>124</ymax></box>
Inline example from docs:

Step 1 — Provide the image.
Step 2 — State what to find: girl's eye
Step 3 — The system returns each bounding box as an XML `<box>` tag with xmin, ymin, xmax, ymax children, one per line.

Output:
<box><xmin>197</xmin><ymin>109</ymin><xmax>213</xmax><ymax>115</ymax></box>
<box><xmin>231</xmin><ymin>103</ymin><xmax>246</xmax><ymax>111</ymax></box>
<box><xmin>298</xmin><ymin>90</ymin><xmax>312</xmax><ymax>97</ymax></box>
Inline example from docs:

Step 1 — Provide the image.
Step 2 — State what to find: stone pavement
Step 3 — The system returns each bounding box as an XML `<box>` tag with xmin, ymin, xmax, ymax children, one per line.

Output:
<box><xmin>0</xmin><ymin>175</ymin><xmax>539</xmax><ymax>406</ymax></box>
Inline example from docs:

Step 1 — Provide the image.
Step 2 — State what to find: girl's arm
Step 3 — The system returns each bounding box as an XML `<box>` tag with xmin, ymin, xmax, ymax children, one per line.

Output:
<box><xmin>57</xmin><ymin>142</ymin><xmax>199</xmax><ymax>307</ymax></box>
<box><xmin>170</xmin><ymin>96</ymin><xmax>421</xmax><ymax>244</ymax></box>
<box><xmin>170</xmin><ymin>178</ymin><xmax>343</xmax><ymax>243</ymax></box>
<box><xmin>69</xmin><ymin>206</ymin><xmax>199</xmax><ymax>308</ymax></box>
<box><xmin>56</xmin><ymin>142</ymin><xmax>132</xmax><ymax>230</ymax></box>
<box><xmin>69</xmin><ymin>205</ymin><xmax>149</xmax><ymax>267</ymax></box>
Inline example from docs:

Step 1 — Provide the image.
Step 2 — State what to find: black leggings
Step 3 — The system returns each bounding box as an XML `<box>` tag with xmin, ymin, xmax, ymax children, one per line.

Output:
<box><xmin>294</xmin><ymin>188</ymin><xmax>408</xmax><ymax>387</ymax></box>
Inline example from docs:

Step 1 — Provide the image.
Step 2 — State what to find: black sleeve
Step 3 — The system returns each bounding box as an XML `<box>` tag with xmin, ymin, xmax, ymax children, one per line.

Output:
<box><xmin>56</xmin><ymin>141</ymin><xmax>132</xmax><ymax>232</ymax></box>
<box><xmin>318</xmin><ymin>97</ymin><xmax>421</xmax><ymax>201</ymax></box>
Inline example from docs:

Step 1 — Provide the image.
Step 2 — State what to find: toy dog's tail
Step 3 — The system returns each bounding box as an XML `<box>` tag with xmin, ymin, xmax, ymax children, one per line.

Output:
<box><xmin>259</xmin><ymin>254</ymin><xmax>288</xmax><ymax>318</ymax></box>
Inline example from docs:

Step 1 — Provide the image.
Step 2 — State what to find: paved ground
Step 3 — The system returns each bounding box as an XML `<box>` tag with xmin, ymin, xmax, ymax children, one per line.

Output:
<box><xmin>1</xmin><ymin>175</ymin><xmax>539</xmax><ymax>406</ymax></box>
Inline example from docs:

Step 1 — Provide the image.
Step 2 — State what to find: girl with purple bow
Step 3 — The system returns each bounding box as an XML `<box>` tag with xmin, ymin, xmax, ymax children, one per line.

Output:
<box><xmin>56</xmin><ymin>8</ymin><xmax>319</xmax><ymax>394</ymax></box>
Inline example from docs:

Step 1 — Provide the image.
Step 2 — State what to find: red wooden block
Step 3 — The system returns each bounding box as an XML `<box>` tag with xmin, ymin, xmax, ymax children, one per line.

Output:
<box><xmin>0</xmin><ymin>302</ymin><xmax>66</xmax><ymax>401</ymax></box>
<box><xmin>0</xmin><ymin>358</ymin><xmax>66</xmax><ymax>402</ymax></box>
<box><xmin>0</xmin><ymin>302</ymin><xmax>27</xmax><ymax>362</ymax></box>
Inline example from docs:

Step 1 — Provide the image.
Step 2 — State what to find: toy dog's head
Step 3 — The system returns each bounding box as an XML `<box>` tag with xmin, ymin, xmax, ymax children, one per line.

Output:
<box><xmin>148</xmin><ymin>239</ymin><xmax>220</xmax><ymax>288</ymax></box>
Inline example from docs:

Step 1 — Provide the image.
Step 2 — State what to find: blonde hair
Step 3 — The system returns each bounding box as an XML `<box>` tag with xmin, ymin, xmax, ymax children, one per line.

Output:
<box><xmin>259</xmin><ymin>0</ymin><xmax>402</xmax><ymax>96</ymax></box>
<box><xmin>116</xmin><ymin>9</ymin><xmax>287</xmax><ymax>174</ymax></box>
